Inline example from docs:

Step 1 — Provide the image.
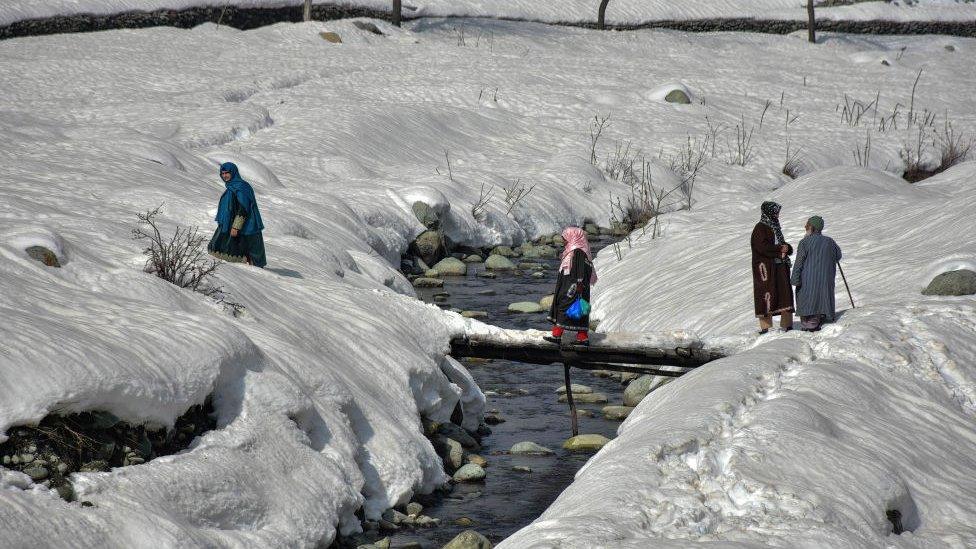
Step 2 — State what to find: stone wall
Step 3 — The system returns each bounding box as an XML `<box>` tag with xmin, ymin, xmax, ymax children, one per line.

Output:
<box><xmin>2</xmin><ymin>5</ymin><xmax>974</xmax><ymax>42</ymax></box>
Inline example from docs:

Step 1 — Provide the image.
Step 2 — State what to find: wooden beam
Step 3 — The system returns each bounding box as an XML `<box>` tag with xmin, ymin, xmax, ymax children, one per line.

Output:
<box><xmin>449</xmin><ymin>335</ymin><xmax>722</xmax><ymax>368</ymax></box>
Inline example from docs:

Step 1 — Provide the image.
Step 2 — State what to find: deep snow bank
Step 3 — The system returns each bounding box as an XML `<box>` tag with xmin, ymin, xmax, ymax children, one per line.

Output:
<box><xmin>502</xmin><ymin>144</ymin><xmax>976</xmax><ymax>547</ymax></box>
<box><xmin>501</xmin><ymin>300</ymin><xmax>976</xmax><ymax>547</ymax></box>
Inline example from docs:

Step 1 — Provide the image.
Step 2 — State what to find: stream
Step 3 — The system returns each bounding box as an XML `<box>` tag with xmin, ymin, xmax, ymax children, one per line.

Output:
<box><xmin>396</xmin><ymin>238</ymin><xmax>630</xmax><ymax>548</ymax></box>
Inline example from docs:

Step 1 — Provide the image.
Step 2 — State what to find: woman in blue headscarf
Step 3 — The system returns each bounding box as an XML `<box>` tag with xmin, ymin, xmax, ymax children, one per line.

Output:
<box><xmin>207</xmin><ymin>162</ymin><xmax>267</xmax><ymax>268</ymax></box>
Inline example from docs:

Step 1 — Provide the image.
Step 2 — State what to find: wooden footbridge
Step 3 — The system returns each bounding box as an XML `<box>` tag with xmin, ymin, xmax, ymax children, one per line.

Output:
<box><xmin>450</xmin><ymin>329</ymin><xmax>727</xmax><ymax>435</ymax></box>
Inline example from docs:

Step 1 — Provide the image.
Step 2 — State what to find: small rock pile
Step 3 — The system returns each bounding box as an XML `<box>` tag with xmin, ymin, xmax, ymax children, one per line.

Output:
<box><xmin>0</xmin><ymin>398</ymin><xmax>215</xmax><ymax>502</ymax></box>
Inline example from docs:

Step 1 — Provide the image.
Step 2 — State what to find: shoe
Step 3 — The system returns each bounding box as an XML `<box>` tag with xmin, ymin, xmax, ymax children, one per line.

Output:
<box><xmin>783</xmin><ymin>326</ymin><xmax>793</xmax><ymax>332</ymax></box>
<box><xmin>571</xmin><ymin>339</ymin><xmax>589</xmax><ymax>347</ymax></box>
<box><xmin>758</xmin><ymin>329</ymin><xmax>769</xmax><ymax>335</ymax></box>
<box><xmin>543</xmin><ymin>336</ymin><xmax>560</xmax><ymax>344</ymax></box>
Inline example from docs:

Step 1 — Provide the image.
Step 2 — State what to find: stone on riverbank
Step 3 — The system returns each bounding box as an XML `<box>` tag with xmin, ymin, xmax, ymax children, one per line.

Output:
<box><xmin>485</xmin><ymin>254</ymin><xmax>516</xmax><ymax>270</ymax></box>
<box><xmin>453</xmin><ymin>463</ymin><xmax>486</xmax><ymax>483</ymax></box>
<box><xmin>411</xmin><ymin>230</ymin><xmax>446</xmax><ymax>266</ymax></box>
<box><xmin>438</xmin><ymin>423</ymin><xmax>480</xmax><ymax>450</ymax></box>
<box><xmin>510</xmin><ymin>441</ymin><xmax>554</xmax><ymax>455</ymax></box>
<box><xmin>602</xmin><ymin>406</ymin><xmax>635</xmax><ymax>420</ymax></box>
<box><xmin>406</xmin><ymin>502</ymin><xmax>424</xmax><ymax>517</ymax></box>
<box><xmin>539</xmin><ymin>294</ymin><xmax>554</xmax><ymax>309</ymax></box>
<box><xmin>490</xmin><ymin>246</ymin><xmax>518</xmax><ymax>257</ymax></box>
<box><xmin>443</xmin><ymin>530</ymin><xmax>493</xmax><ymax>549</ymax></box>
<box><xmin>432</xmin><ymin>257</ymin><xmax>467</xmax><ymax>276</ymax></box>
<box><xmin>521</xmin><ymin>244</ymin><xmax>557</xmax><ymax>259</ymax></box>
<box><xmin>461</xmin><ymin>311</ymin><xmax>488</xmax><ymax>319</ymax></box>
<box><xmin>558</xmin><ymin>392</ymin><xmax>608</xmax><ymax>404</ymax></box>
<box><xmin>563</xmin><ymin>434</ymin><xmax>610</xmax><ymax>451</ymax></box>
<box><xmin>508</xmin><ymin>302</ymin><xmax>543</xmax><ymax>313</ymax></box>
<box><xmin>413</xmin><ymin>277</ymin><xmax>444</xmax><ymax>288</ymax></box>
<box><xmin>467</xmin><ymin>454</ymin><xmax>488</xmax><ymax>468</ymax></box>
<box><xmin>623</xmin><ymin>375</ymin><xmax>670</xmax><ymax>407</ymax></box>
<box><xmin>512</xmin><ymin>465</ymin><xmax>532</xmax><ymax>473</ymax></box>
<box><xmin>518</xmin><ymin>262</ymin><xmax>545</xmax><ymax>271</ymax></box>
<box><xmin>555</xmin><ymin>384</ymin><xmax>592</xmax><ymax>395</ymax></box>
<box><xmin>445</xmin><ymin>438</ymin><xmax>464</xmax><ymax>470</ymax></box>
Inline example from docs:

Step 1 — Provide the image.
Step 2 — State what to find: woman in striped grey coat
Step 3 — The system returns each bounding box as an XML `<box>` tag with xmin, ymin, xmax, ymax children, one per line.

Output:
<box><xmin>791</xmin><ymin>216</ymin><xmax>843</xmax><ymax>331</ymax></box>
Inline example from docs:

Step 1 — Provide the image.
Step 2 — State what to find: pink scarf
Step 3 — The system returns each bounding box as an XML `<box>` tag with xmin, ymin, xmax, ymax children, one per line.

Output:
<box><xmin>558</xmin><ymin>227</ymin><xmax>597</xmax><ymax>285</ymax></box>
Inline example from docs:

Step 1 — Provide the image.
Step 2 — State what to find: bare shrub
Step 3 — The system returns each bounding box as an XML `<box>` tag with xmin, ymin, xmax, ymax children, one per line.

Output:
<box><xmin>726</xmin><ymin>116</ymin><xmax>755</xmax><ymax>166</ymax></box>
<box><xmin>589</xmin><ymin>113</ymin><xmax>612</xmax><ymax>165</ymax></box>
<box><xmin>499</xmin><ymin>178</ymin><xmax>536</xmax><ymax>214</ymax></box>
<box><xmin>605</xmin><ymin>141</ymin><xmax>641</xmax><ymax>183</ymax></box>
<box><xmin>666</xmin><ymin>135</ymin><xmax>708</xmax><ymax>210</ymax></box>
<box><xmin>133</xmin><ymin>207</ymin><xmax>243</xmax><ymax>315</ymax></box>
<box><xmin>853</xmin><ymin>131</ymin><xmax>873</xmax><ymax>168</ymax></box>
<box><xmin>937</xmin><ymin>119</ymin><xmax>974</xmax><ymax>172</ymax></box>
<box><xmin>839</xmin><ymin>92</ymin><xmax>879</xmax><ymax>128</ymax></box>
<box><xmin>783</xmin><ymin>139</ymin><xmax>803</xmax><ymax>179</ymax></box>
<box><xmin>471</xmin><ymin>183</ymin><xmax>493</xmax><ymax>222</ymax></box>
<box><xmin>610</xmin><ymin>159</ymin><xmax>683</xmax><ymax>239</ymax></box>
<box><xmin>900</xmin><ymin>126</ymin><xmax>933</xmax><ymax>182</ymax></box>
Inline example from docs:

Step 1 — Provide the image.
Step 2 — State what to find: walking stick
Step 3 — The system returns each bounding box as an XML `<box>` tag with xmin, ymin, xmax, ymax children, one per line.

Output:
<box><xmin>837</xmin><ymin>262</ymin><xmax>855</xmax><ymax>309</ymax></box>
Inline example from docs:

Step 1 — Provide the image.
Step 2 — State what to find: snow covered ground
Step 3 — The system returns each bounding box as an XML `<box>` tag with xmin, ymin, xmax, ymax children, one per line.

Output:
<box><xmin>3</xmin><ymin>0</ymin><xmax>976</xmax><ymax>28</ymax></box>
<box><xmin>1</xmin><ymin>14</ymin><xmax>975</xmax><ymax>549</ymax></box>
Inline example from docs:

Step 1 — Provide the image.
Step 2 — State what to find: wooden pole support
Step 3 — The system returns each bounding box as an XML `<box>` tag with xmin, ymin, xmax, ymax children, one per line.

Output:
<box><xmin>564</xmin><ymin>363</ymin><xmax>579</xmax><ymax>437</ymax></box>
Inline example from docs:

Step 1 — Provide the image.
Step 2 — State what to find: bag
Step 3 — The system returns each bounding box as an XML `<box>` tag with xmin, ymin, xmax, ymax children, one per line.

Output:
<box><xmin>566</xmin><ymin>297</ymin><xmax>591</xmax><ymax>320</ymax></box>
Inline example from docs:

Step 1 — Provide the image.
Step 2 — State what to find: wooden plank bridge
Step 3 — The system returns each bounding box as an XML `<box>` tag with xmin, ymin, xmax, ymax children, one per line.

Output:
<box><xmin>450</xmin><ymin>330</ymin><xmax>727</xmax><ymax>435</ymax></box>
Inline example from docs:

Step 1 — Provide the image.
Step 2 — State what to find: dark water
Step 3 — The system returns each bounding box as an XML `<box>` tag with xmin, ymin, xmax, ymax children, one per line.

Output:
<box><xmin>396</xmin><ymin>240</ymin><xmax>628</xmax><ymax>547</ymax></box>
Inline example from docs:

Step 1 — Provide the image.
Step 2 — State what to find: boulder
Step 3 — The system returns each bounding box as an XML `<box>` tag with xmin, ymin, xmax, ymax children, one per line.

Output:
<box><xmin>602</xmin><ymin>406</ymin><xmax>635</xmax><ymax>420</ymax></box>
<box><xmin>584</xmin><ymin>223</ymin><xmax>599</xmax><ymax>236</ymax></box>
<box><xmin>412</xmin><ymin>277</ymin><xmax>444</xmax><ymax>288</ymax></box>
<box><xmin>452</xmin><ymin>464</ymin><xmax>486</xmax><ymax>483</ymax></box>
<box><xmin>563</xmin><ymin>434</ymin><xmax>610</xmax><ymax>451</ymax></box>
<box><xmin>478</xmin><ymin>272</ymin><xmax>497</xmax><ymax>279</ymax></box>
<box><xmin>555</xmin><ymin>384</ymin><xmax>593</xmax><ymax>395</ymax></box>
<box><xmin>521</xmin><ymin>245</ymin><xmax>557</xmax><ymax>259</ymax></box>
<box><xmin>490</xmin><ymin>246</ymin><xmax>517</xmax><ymax>257</ymax></box>
<box><xmin>539</xmin><ymin>294</ymin><xmax>555</xmax><ymax>309</ymax></box>
<box><xmin>411</xmin><ymin>230</ymin><xmax>447</xmax><ymax>266</ymax></box>
<box><xmin>558</xmin><ymin>392</ymin><xmax>608</xmax><ymax>404</ymax></box>
<box><xmin>352</xmin><ymin>20</ymin><xmax>384</xmax><ymax>35</ymax></box>
<box><xmin>552</xmin><ymin>235</ymin><xmax>565</xmax><ymax>246</ymax></box>
<box><xmin>922</xmin><ymin>269</ymin><xmax>976</xmax><ymax>296</ymax></box>
<box><xmin>508</xmin><ymin>302</ymin><xmax>543</xmax><ymax>313</ymax></box>
<box><xmin>412</xmin><ymin>201</ymin><xmax>441</xmax><ymax>229</ymax></box>
<box><xmin>463</xmin><ymin>254</ymin><xmax>484</xmax><ymax>263</ymax></box>
<box><xmin>26</xmin><ymin>246</ymin><xmax>60</xmax><ymax>267</ymax></box>
<box><xmin>406</xmin><ymin>502</ymin><xmax>424</xmax><ymax>517</ymax></box>
<box><xmin>438</xmin><ymin>423</ymin><xmax>479</xmax><ymax>450</ymax></box>
<box><xmin>518</xmin><ymin>262</ymin><xmax>545</xmax><ymax>271</ymax></box>
<box><xmin>485</xmin><ymin>255</ymin><xmax>516</xmax><ymax>271</ymax></box>
<box><xmin>443</xmin><ymin>530</ymin><xmax>493</xmax><ymax>549</ymax></box>
<box><xmin>432</xmin><ymin>257</ymin><xmax>467</xmax><ymax>276</ymax></box>
<box><xmin>461</xmin><ymin>311</ymin><xmax>488</xmax><ymax>319</ymax></box>
<box><xmin>665</xmin><ymin>89</ymin><xmax>692</xmax><ymax>104</ymax></box>
<box><xmin>319</xmin><ymin>32</ymin><xmax>342</xmax><ymax>43</ymax></box>
<box><xmin>510</xmin><ymin>441</ymin><xmax>554</xmax><ymax>455</ymax></box>
<box><xmin>444</xmin><ymin>438</ymin><xmax>464</xmax><ymax>470</ymax></box>
<box><xmin>623</xmin><ymin>375</ymin><xmax>670</xmax><ymax>407</ymax></box>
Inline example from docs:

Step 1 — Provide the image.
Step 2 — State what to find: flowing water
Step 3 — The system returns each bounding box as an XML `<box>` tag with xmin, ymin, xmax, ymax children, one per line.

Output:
<box><xmin>396</xmin><ymin>239</ymin><xmax>630</xmax><ymax>547</ymax></box>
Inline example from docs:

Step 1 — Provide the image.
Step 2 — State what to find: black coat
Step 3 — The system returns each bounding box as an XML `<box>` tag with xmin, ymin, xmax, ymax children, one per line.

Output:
<box><xmin>547</xmin><ymin>249</ymin><xmax>593</xmax><ymax>330</ymax></box>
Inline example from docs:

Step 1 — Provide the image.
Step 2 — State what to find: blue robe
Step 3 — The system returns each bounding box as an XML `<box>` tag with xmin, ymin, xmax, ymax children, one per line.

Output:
<box><xmin>208</xmin><ymin>162</ymin><xmax>267</xmax><ymax>267</ymax></box>
<box><xmin>790</xmin><ymin>233</ymin><xmax>842</xmax><ymax>319</ymax></box>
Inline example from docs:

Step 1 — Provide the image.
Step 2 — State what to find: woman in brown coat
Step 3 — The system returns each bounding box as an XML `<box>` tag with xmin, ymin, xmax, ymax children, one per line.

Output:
<box><xmin>751</xmin><ymin>201</ymin><xmax>794</xmax><ymax>333</ymax></box>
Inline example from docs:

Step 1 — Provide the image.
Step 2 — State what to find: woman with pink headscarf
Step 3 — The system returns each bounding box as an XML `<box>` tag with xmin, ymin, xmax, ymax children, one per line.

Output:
<box><xmin>544</xmin><ymin>226</ymin><xmax>598</xmax><ymax>346</ymax></box>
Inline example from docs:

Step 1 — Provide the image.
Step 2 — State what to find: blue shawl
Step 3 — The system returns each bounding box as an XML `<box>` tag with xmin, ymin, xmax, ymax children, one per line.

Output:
<box><xmin>215</xmin><ymin>162</ymin><xmax>264</xmax><ymax>235</ymax></box>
